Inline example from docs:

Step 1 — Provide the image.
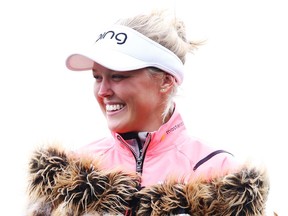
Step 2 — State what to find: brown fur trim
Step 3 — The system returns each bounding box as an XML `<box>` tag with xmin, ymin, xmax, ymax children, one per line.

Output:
<box><xmin>135</xmin><ymin>165</ymin><xmax>269</xmax><ymax>216</ymax></box>
<box><xmin>27</xmin><ymin>145</ymin><xmax>140</xmax><ymax>216</ymax></box>
<box><xmin>134</xmin><ymin>179</ymin><xmax>189</xmax><ymax>215</ymax></box>
<box><xmin>26</xmin><ymin>145</ymin><xmax>270</xmax><ymax>216</ymax></box>
<box><xmin>27</xmin><ymin>145</ymin><xmax>69</xmax><ymax>215</ymax></box>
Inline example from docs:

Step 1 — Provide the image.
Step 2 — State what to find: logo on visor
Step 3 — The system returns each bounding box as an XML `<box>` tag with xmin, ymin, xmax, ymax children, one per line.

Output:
<box><xmin>95</xmin><ymin>30</ymin><xmax>127</xmax><ymax>45</ymax></box>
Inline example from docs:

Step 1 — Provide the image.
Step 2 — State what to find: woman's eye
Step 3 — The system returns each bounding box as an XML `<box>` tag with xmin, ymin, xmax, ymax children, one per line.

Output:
<box><xmin>112</xmin><ymin>74</ymin><xmax>127</xmax><ymax>80</ymax></box>
<box><xmin>93</xmin><ymin>73</ymin><xmax>128</xmax><ymax>82</ymax></box>
<box><xmin>93</xmin><ymin>75</ymin><xmax>102</xmax><ymax>81</ymax></box>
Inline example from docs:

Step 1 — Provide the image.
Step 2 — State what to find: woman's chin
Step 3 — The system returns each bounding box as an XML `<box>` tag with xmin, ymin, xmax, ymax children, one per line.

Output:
<box><xmin>107</xmin><ymin>123</ymin><xmax>127</xmax><ymax>133</ymax></box>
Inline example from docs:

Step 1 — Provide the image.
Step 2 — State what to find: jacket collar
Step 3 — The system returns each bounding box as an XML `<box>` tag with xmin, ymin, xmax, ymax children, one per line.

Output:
<box><xmin>111</xmin><ymin>105</ymin><xmax>186</xmax><ymax>153</ymax></box>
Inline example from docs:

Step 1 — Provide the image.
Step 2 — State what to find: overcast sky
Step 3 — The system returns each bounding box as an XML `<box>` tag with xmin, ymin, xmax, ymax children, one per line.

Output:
<box><xmin>1</xmin><ymin>0</ymin><xmax>287</xmax><ymax>215</ymax></box>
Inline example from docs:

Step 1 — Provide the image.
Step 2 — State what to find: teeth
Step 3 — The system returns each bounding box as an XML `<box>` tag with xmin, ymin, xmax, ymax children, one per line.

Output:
<box><xmin>106</xmin><ymin>104</ymin><xmax>124</xmax><ymax>111</ymax></box>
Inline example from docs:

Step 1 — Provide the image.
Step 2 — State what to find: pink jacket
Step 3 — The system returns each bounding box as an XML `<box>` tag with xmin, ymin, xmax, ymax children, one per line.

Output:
<box><xmin>79</xmin><ymin>109</ymin><xmax>238</xmax><ymax>186</ymax></box>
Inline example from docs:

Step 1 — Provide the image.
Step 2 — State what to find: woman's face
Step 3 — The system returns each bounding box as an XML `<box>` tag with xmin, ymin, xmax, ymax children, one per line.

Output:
<box><xmin>92</xmin><ymin>63</ymin><xmax>166</xmax><ymax>133</ymax></box>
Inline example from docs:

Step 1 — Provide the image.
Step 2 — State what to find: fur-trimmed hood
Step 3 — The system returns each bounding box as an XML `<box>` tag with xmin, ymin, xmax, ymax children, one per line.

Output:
<box><xmin>26</xmin><ymin>145</ymin><xmax>270</xmax><ymax>216</ymax></box>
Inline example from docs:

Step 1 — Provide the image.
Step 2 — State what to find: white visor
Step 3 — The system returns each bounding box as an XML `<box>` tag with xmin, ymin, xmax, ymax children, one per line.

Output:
<box><xmin>66</xmin><ymin>25</ymin><xmax>184</xmax><ymax>84</ymax></box>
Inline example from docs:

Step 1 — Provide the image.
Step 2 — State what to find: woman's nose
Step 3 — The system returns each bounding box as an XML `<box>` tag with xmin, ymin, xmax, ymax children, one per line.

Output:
<box><xmin>96</xmin><ymin>80</ymin><xmax>113</xmax><ymax>98</ymax></box>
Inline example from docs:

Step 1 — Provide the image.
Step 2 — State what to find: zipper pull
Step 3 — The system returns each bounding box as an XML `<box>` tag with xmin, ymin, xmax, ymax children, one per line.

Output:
<box><xmin>136</xmin><ymin>155</ymin><xmax>143</xmax><ymax>173</ymax></box>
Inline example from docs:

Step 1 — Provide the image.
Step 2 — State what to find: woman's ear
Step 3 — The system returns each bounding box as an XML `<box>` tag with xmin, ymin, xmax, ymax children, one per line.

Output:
<box><xmin>160</xmin><ymin>74</ymin><xmax>175</xmax><ymax>93</ymax></box>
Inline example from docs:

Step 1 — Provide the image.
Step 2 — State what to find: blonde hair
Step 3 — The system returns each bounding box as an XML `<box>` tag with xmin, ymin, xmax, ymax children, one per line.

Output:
<box><xmin>116</xmin><ymin>10</ymin><xmax>200</xmax><ymax>64</ymax></box>
<box><xmin>116</xmin><ymin>10</ymin><xmax>201</xmax><ymax>123</ymax></box>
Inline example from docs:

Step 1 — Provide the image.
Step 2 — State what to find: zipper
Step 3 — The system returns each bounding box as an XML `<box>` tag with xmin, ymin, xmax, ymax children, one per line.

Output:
<box><xmin>117</xmin><ymin>133</ymin><xmax>151</xmax><ymax>174</ymax></box>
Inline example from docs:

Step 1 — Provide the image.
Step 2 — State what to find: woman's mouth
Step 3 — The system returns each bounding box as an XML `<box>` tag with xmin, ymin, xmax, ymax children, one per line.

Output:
<box><xmin>106</xmin><ymin>104</ymin><xmax>125</xmax><ymax>112</ymax></box>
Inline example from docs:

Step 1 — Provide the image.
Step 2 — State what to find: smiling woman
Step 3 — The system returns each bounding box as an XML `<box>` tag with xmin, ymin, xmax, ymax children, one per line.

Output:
<box><xmin>2</xmin><ymin>0</ymin><xmax>288</xmax><ymax>215</ymax></box>
<box><xmin>92</xmin><ymin>64</ymin><xmax>168</xmax><ymax>133</ymax></box>
<box><xmin>25</xmin><ymin>9</ymin><xmax>271</xmax><ymax>216</ymax></box>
